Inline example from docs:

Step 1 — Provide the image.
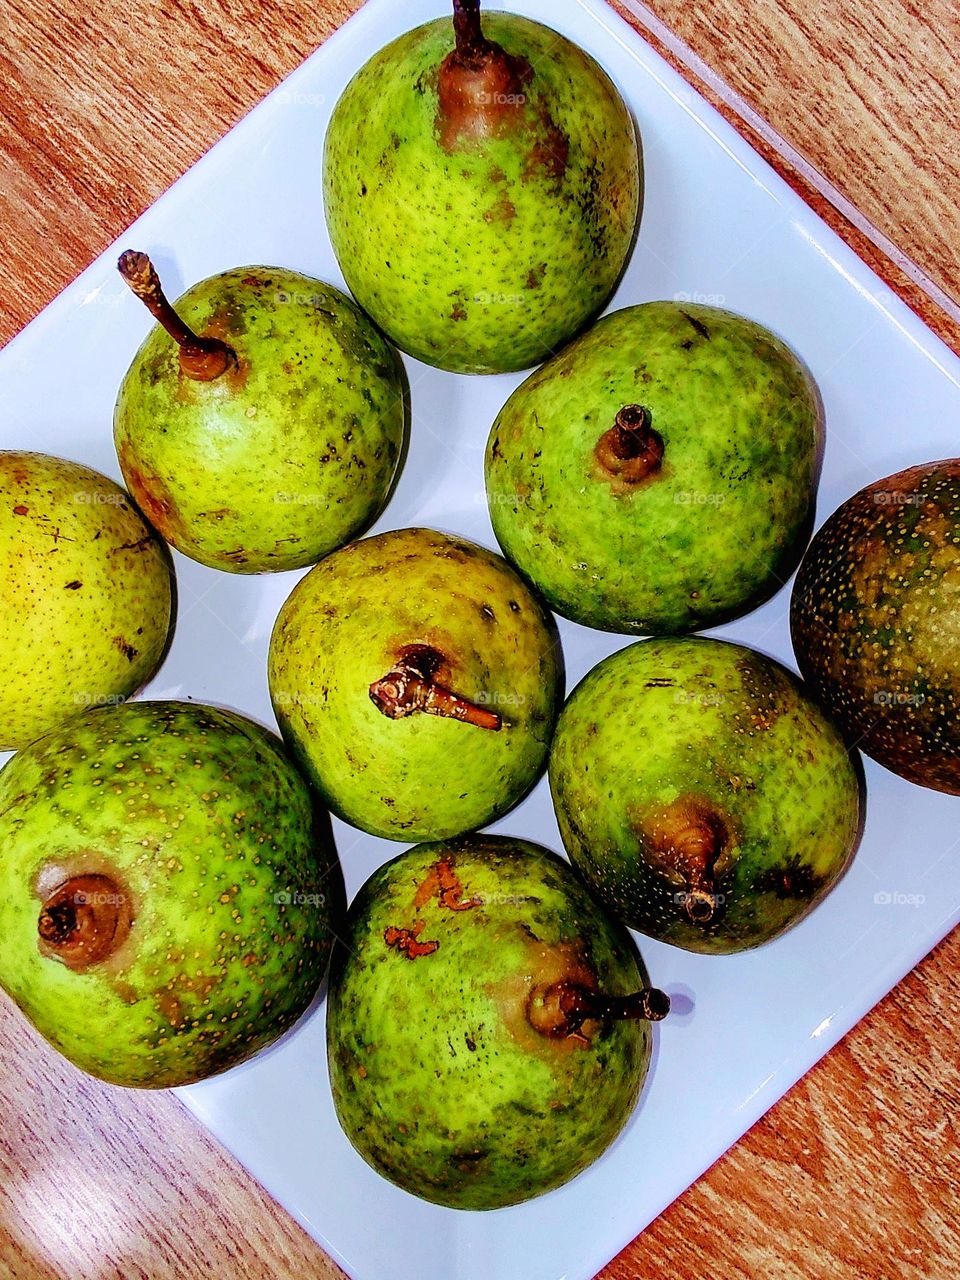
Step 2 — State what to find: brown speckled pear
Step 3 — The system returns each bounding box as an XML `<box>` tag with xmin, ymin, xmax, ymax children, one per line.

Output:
<box><xmin>0</xmin><ymin>450</ymin><xmax>173</xmax><ymax>751</ymax></box>
<box><xmin>791</xmin><ymin>459</ymin><xmax>960</xmax><ymax>794</ymax></box>
<box><xmin>0</xmin><ymin>701</ymin><xmax>335</xmax><ymax>1087</ymax></box>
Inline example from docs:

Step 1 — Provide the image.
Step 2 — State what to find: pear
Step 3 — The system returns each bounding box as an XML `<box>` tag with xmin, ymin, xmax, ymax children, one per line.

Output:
<box><xmin>0</xmin><ymin>450</ymin><xmax>173</xmax><ymax>751</ymax></box>
<box><xmin>114</xmin><ymin>254</ymin><xmax>406</xmax><ymax>573</ymax></box>
<box><xmin>327</xmin><ymin>834</ymin><xmax>668</xmax><ymax>1209</ymax></box>
<box><xmin>268</xmin><ymin>528</ymin><xmax>562</xmax><ymax>840</ymax></box>
<box><xmin>791</xmin><ymin>459</ymin><xmax>960</xmax><ymax>795</ymax></box>
<box><xmin>323</xmin><ymin>0</ymin><xmax>641</xmax><ymax>374</ymax></box>
<box><xmin>486</xmin><ymin>302</ymin><xmax>821</xmax><ymax>633</ymax></box>
<box><xmin>0</xmin><ymin>701</ymin><xmax>336</xmax><ymax>1087</ymax></box>
<box><xmin>550</xmin><ymin>637</ymin><xmax>861</xmax><ymax>953</ymax></box>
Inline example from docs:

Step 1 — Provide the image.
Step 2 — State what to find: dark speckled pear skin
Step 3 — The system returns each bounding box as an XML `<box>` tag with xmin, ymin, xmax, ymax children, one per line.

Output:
<box><xmin>323</xmin><ymin>14</ymin><xmax>641</xmax><ymax>375</ymax></box>
<box><xmin>485</xmin><ymin>302</ymin><xmax>821</xmax><ymax>633</ymax></box>
<box><xmin>0</xmin><ymin>702</ymin><xmax>334</xmax><ymax>1087</ymax></box>
<box><xmin>549</xmin><ymin>637</ymin><xmax>861</xmax><ymax>954</ymax></box>
<box><xmin>268</xmin><ymin>528</ymin><xmax>562</xmax><ymax>841</ymax></box>
<box><xmin>114</xmin><ymin>267</ymin><xmax>405</xmax><ymax>573</ymax></box>
<box><xmin>791</xmin><ymin>459</ymin><xmax>960</xmax><ymax>794</ymax></box>
<box><xmin>327</xmin><ymin>835</ymin><xmax>655</xmax><ymax>1210</ymax></box>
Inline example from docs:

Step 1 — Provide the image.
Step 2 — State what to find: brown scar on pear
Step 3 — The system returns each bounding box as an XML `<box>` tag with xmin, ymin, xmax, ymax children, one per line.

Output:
<box><xmin>636</xmin><ymin>793</ymin><xmax>735</xmax><ymax>925</ymax></box>
<box><xmin>384</xmin><ymin>920</ymin><xmax>440</xmax><ymax>959</ymax></box>
<box><xmin>414</xmin><ymin>857</ymin><xmax>482</xmax><ymax>912</ymax></box>
<box><xmin>37</xmin><ymin>873</ymin><xmax>134</xmax><ymax>971</ymax></box>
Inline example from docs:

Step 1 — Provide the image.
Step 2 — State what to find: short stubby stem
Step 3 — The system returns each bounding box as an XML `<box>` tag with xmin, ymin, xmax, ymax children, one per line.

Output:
<box><xmin>528</xmin><ymin>980</ymin><xmax>670</xmax><ymax>1039</ymax></box>
<box><xmin>369</xmin><ymin>644</ymin><xmax>502</xmax><ymax>731</ymax></box>
<box><xmin>118</xmin><ymin>250</ymin><xmax>236</xmax><ymax>381</ymax></box>
<box><xmin>641</xmin><ymin>794</ymin><xmax>729</xmax><ymax>926</ymax></box>
<box><xmin>437</xmin><ymin>0</ymin><xmax>532</xmax><ymax>149</ymax></box>
<box><xmin>595</xmin><ymin>405</ymin><xmax>664</xmax><ymax>486</ymax></box>
<box><xmin>37</xmin><ymin>874</ymin><xmax>133</xmax><ymax>971</ymax></box>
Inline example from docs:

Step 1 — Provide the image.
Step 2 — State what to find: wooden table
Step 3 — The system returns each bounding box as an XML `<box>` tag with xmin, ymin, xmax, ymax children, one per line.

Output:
<box><xmin>1</xmin><ymin>2</ymin><xmax>958</xmax><ymax>1277</ymax></box>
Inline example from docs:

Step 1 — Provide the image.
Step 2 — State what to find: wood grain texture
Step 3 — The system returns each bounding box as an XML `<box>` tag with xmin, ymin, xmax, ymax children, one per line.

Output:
<box><xmin>1</xmin><ymin>1</ymin><xmax>959</xmax><ymax>1279</ymax></box>
<box><xmin>642</xmin><ymin>0</ymin><xmax>960</xmax><ymax>309</ymax></box>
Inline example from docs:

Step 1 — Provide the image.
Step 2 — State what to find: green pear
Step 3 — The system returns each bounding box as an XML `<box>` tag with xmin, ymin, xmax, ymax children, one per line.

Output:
<box><xmin>486</xmin><ymin>302</ymin><xmax>821</xmax><ymax>632</ymax></box>
<box><xmin>268</xmin><ymin>528</ymin><xmax>562</xmax><ymax>840</ymax></box>
<box><xmin>0</xmin><ymin>450</ymin><xmax>173</xmax><ymax>751</ymax></box>
<box><xmin>0</xmin><ymin>701</ymin><xmax>335</xmax><ymax>1087</ymax></box>
<box><xmin>327</xmin><ymin>834</ymin><xmax>668</xmax><ymax>1209</ymax></box>
<box><xmin>550</xmin><ymin>637</ymin><xmax>861</xmax><ymax>954</ymax></box>
<box><xmin>323</xmin><ymin>1</ymin><xmax>641</xmax><ymax>374</ymax></box>
<box><xmin>792</xmin><ymin>459</ymin><xmax>960</xmax><ymax>795</ymax></box>
<box><xmin>114</xmin><ymin>254</ymin><xmax>406</xmax><ymax>573</ymax></box>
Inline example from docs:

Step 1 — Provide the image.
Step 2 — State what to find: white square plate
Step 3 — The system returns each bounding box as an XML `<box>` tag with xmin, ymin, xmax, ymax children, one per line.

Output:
<box><xmin>2</xmin><ymin>2</ymin><xmax>959</xmax><ymax>1277</ymax></box>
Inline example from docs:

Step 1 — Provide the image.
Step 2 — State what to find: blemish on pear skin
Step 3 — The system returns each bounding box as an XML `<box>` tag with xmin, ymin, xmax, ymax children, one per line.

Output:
<box><xmin>13</xmin><ymin>504</ymin><xmax>28</xmax><ymax>516</ymax></box>
<box><xmin>413</xmin><ymin>858</ymin><xmax>481</xmax><ymax>912</ymax></box>
<box><xmin>114</xmin><ymin>637</ymin><xmax>139</xmax><ymax>662</ymax></box>
<box><xmin>384</xmin><ymin>920</ymin><xmax>439</xmax><ymax>959</ymax></box>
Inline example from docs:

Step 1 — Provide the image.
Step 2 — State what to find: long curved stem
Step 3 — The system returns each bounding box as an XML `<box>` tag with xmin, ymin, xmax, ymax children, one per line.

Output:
<box><xmin>118</xmin><ymin>251</ymin><xmax>236</xmax><ymax>382</ymax></box>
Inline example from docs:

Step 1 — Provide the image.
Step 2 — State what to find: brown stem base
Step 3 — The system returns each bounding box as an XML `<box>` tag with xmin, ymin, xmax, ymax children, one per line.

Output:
<box><xmin>596</xmin><ymin>405</ymin><xmax>664</xmax><ymax>486</ymax></box>
<box><xmin>37</xmin><ymin>874</ymin><xmax>132</xmax><ymax>970</ymax></box>
<box><xmin>369</xmin><ymin>645</ymin><xmax>502</xmax><ymax>731</ymax></box>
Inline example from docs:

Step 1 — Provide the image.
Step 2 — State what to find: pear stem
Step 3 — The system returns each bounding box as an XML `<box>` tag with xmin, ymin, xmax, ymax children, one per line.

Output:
<box><xmin>369</xmin><ymin>644</ymin><xmax>502</xmax><ymax>731</ymax></box>
<box><xmin>596</xmin><ymin>405</ymin><xmax>664</xmax><ymax>485</ymax></box>
<box><xmin>529</xmin><ymin>981</ymin><xmax>670</xmax><ymax>1039</ymax></box>
<box><xmin>118</xmin><ymin>251</ymin><xmax>236</xmax><ymax>382</ymax></box>
<box><xmin>451</xmin><ymin>0</ymin><xmax>491</xmax><ymax>62</ymax></box>
<box><xmin>37</xmin><ymin>874</ymin><xmax>132</xmax><ymax>971</ymax></box>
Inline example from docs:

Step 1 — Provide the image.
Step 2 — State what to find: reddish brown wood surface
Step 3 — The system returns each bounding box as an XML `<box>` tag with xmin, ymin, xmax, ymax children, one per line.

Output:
<box><xmin>1</xmin><ymin>2</ymin><xmax>958</xmax><ymax>1278</ymax></box>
